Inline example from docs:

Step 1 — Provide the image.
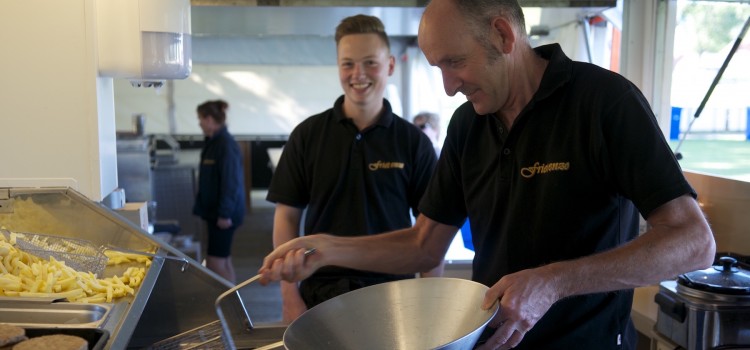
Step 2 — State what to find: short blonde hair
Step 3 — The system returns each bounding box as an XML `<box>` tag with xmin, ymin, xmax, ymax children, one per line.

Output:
<box><xmin>335</xmin><ymin>14</ymin><xmax>391</xmax><ymax>52</ymax></box>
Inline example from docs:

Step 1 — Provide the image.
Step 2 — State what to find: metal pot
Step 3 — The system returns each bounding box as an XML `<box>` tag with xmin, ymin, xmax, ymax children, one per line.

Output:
<box><xmin>655</xmin><ymin>253</ymin><xmax>750</xmax><ymax>350</ymax></box>
<box><xmin>679</xmin><ymin>256</ymin><xmax>750</xmax><ymax>295</ymax></box>
<box><xmin>282</xmin><ymin>277</ymin><xmax>499</xmax><ymax>350</ymax></box>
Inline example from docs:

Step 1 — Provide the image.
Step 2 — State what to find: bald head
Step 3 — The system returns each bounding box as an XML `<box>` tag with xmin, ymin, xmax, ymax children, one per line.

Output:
<box><xmin>421</xmin><ymin>0</ymin><xmax>527</xmax><ymax>46</ymax></box>
<box><xmin>417</xmin><ymin>0</ymin><xmax>543</xmax><ymax>118</ymax></box>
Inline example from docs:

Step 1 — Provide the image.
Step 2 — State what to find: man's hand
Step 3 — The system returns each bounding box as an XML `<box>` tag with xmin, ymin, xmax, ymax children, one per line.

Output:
<box><xmin>259</xmin><ymin>236</ymin><xmax>323</xmax><ymax>285</ymax></box>
<box><xmin>475</xmin><ymin>267</ymin><xmax>560</xmax><ymax>350</ymax></box>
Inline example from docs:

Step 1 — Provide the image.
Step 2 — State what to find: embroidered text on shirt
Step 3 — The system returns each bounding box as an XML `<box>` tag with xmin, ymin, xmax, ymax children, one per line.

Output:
<box><xmin>520</xmin><ymin>161</ymin><xmax>570</xmax><ymax>178</ymax></box>
<box><xmin>369</xmin><ymin>161</ymin><xmax>405</xmax><ymax>171</ymax></box>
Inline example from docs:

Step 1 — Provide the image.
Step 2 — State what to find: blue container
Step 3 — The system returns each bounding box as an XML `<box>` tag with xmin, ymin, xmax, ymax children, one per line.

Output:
<box><xmin>746</xmin><ymin>107</ymin><xmax>750</xmax><ymax>141</ymax></box>
<box><xmin>670</xmin><ymin>107</ymin><xmax>682</xmax><ymax>141</ymax></box>
<box><xmin>460</xmin><ymin>219</ymin><xmax>474</xmax><ymax>251</ymax></box>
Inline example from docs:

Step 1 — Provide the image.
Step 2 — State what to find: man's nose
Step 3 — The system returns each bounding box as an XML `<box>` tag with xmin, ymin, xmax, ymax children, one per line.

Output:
<box><xmin>353</xmin><ymin>63</ymin><xmax>366</xmax><ymax>78</ymax></box>
<box><xmin>442</xmin><ymin>73</ymin><xmax>460</xmax><ymax>97</ymax></box>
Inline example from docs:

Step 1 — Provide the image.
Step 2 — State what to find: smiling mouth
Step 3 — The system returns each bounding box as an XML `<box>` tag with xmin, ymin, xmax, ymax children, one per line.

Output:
<box><xmin>351</xmin><ymin>82</ymin><xmax>371</xmax><ymax>90</ymax></box>
<box><xmin>462</xmin><ymin>90</ymin><xmax>477</xmax><ymax>101</ymax></box>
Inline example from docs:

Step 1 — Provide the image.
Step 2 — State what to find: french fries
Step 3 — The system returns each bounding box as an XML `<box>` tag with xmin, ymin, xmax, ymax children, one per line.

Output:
<box><xmin>104</xmin><ymin>250</ymin><xmax>153</xmax><ymax>267</ymax></box>
<box><xmin>0</xmin><ymin>236</ymin><xmax>150</xmax><ymax>302</ymax></box>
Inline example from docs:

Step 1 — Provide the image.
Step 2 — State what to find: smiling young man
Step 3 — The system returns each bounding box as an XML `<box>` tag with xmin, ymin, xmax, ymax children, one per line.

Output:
<box><xmin>266</xmin><ymin>14</ymin><xmax>442</xmax><ymax>324</ymax></box>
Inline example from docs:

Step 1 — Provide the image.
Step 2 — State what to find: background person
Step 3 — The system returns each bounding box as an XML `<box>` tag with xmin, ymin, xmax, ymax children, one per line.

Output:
<box><xmin>412</xmin><ymin>111</ymin><xmax>442</xmax><ymax>156</ymax></box>
<box><xmin>266</xmin><ymin>14</ymin><xmax>442</xmax><ymax>324</ymax></box>
<box><xmin>193</xmin><ymin>99</ymin><xmax>245</xmax><ymax>284</ymax></box>
<box><xmin>259</xmin><ymin>1</ymin><xmax>715</xmax><ymax>349</ymax></box>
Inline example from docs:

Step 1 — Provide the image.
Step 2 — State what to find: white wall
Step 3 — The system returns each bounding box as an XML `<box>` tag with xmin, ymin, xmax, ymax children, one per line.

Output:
<box><xmin>115</xmin><ymin>61</ymin><xmax>407</xmax><ymax>135</ymax></box>
<box><xmin>115</xmin><ymin>64</ymin><xmax>340</xmax><ymax>135</ymax></box>
<box><xmin>0</xmin><ymin>0</ymin><xmax>118</xmax><ymax>202</ymax></box>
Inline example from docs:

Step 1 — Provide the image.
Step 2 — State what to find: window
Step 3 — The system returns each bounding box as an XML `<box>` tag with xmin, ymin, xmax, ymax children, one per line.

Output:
<box><xmin>669</xmin><ymin>1</ymin><xmax>750</xmax><ymax>181</ymax></box>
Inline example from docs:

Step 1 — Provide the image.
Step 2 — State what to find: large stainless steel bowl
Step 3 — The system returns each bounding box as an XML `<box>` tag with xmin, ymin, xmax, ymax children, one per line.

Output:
<box><xmin>283</xmin><ymin>277</ymin><xmax>498</xmax><ymax>350</ymax></box>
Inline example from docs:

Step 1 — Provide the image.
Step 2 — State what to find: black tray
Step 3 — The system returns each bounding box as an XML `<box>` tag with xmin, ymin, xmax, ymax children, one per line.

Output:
<box><xmin>23</xmin><ymin>328</ymin><xmax>109</xmax><ymax>350</ymax></box>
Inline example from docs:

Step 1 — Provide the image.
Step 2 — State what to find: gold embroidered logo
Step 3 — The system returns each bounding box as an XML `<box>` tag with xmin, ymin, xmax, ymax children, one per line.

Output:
<box><xmin>520</xmin><ymin>161</ymin><xmax>570</xmax><ymax>178</ymax></box>
<box><xmin>369</xmin><ymin>161</ymin><xmax>405</xmax><ymax>171</ymax></box>
<box><xmin>203</xmin><ymin>159</ymin><xmax>216</xmax><ymax>165</ymax></box>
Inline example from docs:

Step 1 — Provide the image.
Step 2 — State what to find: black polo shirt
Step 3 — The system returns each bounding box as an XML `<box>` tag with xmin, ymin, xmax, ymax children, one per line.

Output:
<box><xmin>419</xmin><ymin>44</ymin><xmax>694</xmax><ymax>349</ymax></box>
<box><xmin>268</xmin><ymin>96</ymin><xmax>437</xmax><ymax>277</ymax></box>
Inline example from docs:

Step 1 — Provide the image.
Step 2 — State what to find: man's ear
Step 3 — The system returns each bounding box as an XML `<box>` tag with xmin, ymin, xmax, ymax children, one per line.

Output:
<box><xmin>490</xmin><ymin>16</ymin><xmax>516</xmax><ymax>54</ymax></box>
<box><xmin>388</xmin><ymin>55</ymin><xmax>396</xmax><ymax>76</ymax></box>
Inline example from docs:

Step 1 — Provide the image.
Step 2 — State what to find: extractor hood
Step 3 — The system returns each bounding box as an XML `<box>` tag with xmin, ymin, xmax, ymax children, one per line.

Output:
<box><xmin>190</xmin><ymin>0</ymin><xmax>616</xmax><ymax>6</ymax></box>
<box><xmin>191</xmin><ymin>6</ymin><xmax>424</xmax><ymax>37</ymax></box>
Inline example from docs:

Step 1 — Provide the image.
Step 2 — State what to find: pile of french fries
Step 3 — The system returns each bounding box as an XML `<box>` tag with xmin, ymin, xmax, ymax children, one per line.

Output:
<box><xmin>0</xmin><ymin>233</ymin><xmax>151</xmax><ymax>303</ymax></box>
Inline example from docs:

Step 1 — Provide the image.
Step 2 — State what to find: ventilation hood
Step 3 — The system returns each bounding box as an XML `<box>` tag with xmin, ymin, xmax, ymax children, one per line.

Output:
<box><xmin>188</xmin><ymin>2</ymin><xmax>617</xmax><ymax>65</ymax></box>
<box><xmin>191</xmin><ymin>1</ymin><xmax>617</xmax><ymax>38</ymax></box>
<box><xmin>192</xmin><ymin>6</ymin><xmax>424</xmax><ymax>37</ymax></box>
<box><xmin>191</xmin><ymin>0</ymin><xmax>616</xmax><ymax>7</ymax></box>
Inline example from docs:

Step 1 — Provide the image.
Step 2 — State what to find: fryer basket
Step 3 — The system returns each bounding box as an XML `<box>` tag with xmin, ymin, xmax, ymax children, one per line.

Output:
<box><xmin>146</xmin><ymin>320</ymin><xmax>228</xmax><ymax>350</ymax></box>
<box><xmin>1</xmin><ymin>229</ymin><xmax>108</xmax><ymax>276</ymax></box>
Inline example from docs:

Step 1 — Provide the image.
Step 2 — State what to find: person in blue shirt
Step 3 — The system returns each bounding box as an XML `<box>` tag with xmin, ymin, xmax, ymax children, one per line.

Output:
<box><xmin>193</xmin><ymin>99</ymin><xmax>246</xmax><ymax>284</ymax></box>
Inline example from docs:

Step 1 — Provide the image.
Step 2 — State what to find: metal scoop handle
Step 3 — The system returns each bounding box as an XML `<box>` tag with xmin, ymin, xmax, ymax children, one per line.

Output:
<box><xmin>215</xmin><ymin>247</ymin><xmax>316</xmax><ymax>350</ymax></box>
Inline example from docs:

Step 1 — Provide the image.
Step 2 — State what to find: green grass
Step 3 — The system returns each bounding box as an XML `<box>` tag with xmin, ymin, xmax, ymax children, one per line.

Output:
<box><xmin>668</xmin><ymin>139</ymin><xmax>750</xmax><ymax>180</ymax></box>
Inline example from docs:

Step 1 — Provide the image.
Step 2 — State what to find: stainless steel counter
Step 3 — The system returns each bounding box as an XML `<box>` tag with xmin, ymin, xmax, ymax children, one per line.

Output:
<box><xmin>0</xmin><ymin>187</ymin><xmax>278</xmax><ymax>349</ymax></box>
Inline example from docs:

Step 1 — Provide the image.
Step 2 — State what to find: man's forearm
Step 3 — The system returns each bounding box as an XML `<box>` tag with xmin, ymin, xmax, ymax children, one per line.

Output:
<box><xmin>320</xmin><ymin>217</ymin><xmax>456</xmax><ymax>275</ymax></box>
<box><xmin>548</xmin><ymin>197</ymin><xmax>715</xmax><ymax>299</ymax></box>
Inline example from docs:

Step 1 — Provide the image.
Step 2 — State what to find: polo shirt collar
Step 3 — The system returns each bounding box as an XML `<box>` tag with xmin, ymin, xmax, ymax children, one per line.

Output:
<box><xmin>332</xmin><ymin>95</ymin><xmax>395</xmax><ymax>128</ymax></box>
<box><xmin>205</xmin><ymin>125</ymin><xmax>228</xmax><ymax>142</ymax></box>
<box><xmin>533</xmin><ymin>43</ymin><xmax>573</xmax><ymax>101</ymax></box>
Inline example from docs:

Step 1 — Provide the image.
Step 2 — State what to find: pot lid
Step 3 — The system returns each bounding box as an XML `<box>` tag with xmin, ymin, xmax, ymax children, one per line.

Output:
<box><xmin>679</xmin><ymin>256</ymin><xmax>750</xmax><ymax>294</ymax></box>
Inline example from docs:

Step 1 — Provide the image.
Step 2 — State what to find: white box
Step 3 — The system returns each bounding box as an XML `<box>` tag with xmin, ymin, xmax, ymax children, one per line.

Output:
<box><xmin>116</xmin><ymin>201</ymin><xmax>149</xmax><ymax>231</ymax></box>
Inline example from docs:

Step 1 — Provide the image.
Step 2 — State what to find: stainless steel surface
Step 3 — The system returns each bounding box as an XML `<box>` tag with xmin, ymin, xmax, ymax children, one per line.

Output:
<box><xmin>146</xmin><ymin>267</ymin><xmax>298</xmax><ymax>349</ymax></box>
<box><xmin>116</xmin><ymin>136</ymin><xmax>153</xmax><ymax>203</ymax></box>
<box><xmin>676</xmin><ymin>282</ymin><xmax>750</xmax><ymax>303</ymax></box>
<box><xmin>191</xmin><ymin>4</ymin><xmax>615</xmax><ymax>38</ymax></box>
<box><xmin>216</xmin><ymin>273</ymin><xmax>262</xmax><ymax>350</ymax></box>
<box><xmin>0</xmin><ymin>298</ymin><xmax>112</xmax><ymax>328</ymax></box>
<box><xmin>147</xmin><ymin>320</ymin><xmax>227</xmax><ymax>349</ymax></box>
<box><xmin>284</xmin><ymin>277</ymin><xmax>498</xmax><ymax>350</ymax></box>
<box><xmin>0</xmin><ymin>187</ymin><xmax>252</xmax><ymax>349</ymax></box>
<box><xmin>192</xmin><ymin>6</ymin><xmax>423</xmax><ymax>37</ymax></box>
<box><xmin>216</xmin><ymin>249</ymin><xmax>315</xmax><ymax>349</ymax></box>
<box><xmin>655</xmin><ymin>280</ymin><xmax>750</xmax><ymax>350</ymax></box>
<box><xmin>152</xmin><ymin>165</ymin><xmax>201</xmax><ymax>235</ymax></box>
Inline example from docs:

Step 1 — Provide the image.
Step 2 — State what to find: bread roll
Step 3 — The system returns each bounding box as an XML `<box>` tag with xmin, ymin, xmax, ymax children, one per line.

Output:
<box><xmin>12</xmin><ymin>334</ymin><xmax>87</xmax><ymax>350</ymax></box>
<box><xmin>0</xmin><ymin>324</ymin><xmax>26</xmax><ymax>347</ymax></box>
